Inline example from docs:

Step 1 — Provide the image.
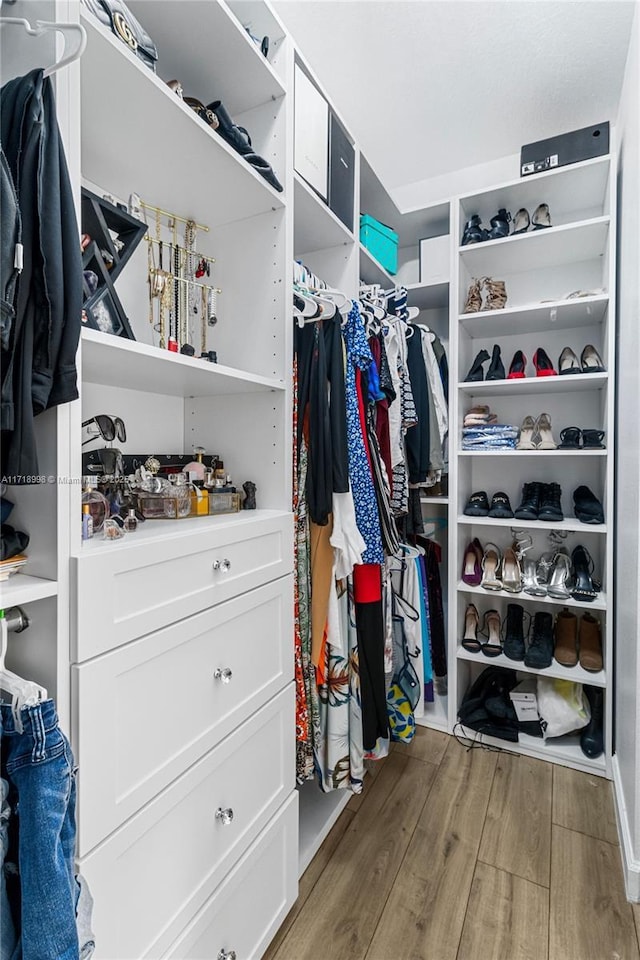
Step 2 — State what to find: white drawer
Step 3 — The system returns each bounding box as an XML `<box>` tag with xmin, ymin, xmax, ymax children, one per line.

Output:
<box><xmin>163</xmin><ymin>792</ymin><xmax>298</xmax><ymax>960</ymax></box>
<box><xmin>73</xmin><ymin>577</ymin><xmax>293</xmax><ymax>856</ymax></box>
<box><xmin>73</xmin><ymin>512</ymin><xmax>293</xmax><ymax>660</ymax></box>
<box><xmin>79</xmin><ymin>685</ymin><xmax>295</xmax><ymax>960</ymax></box>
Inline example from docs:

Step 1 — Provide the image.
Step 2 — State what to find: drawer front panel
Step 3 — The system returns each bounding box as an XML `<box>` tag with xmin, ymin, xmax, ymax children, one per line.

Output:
<box><xmin>164</xmin><ymin>792</ymin><xmax>298</xmax><ymax>960</ymax></box>
<box><xmin>74</xmin><ymin>513</ymin><xmax>293</xmax><ymax>660</ymax></box>
<box><xmin>74</xmin><ymin>577</ymin><xmax>293</xmax><ymax>856</ymax></box>
<box><xmin>79</xmin><ymin>686</ymin><xmax>295</xmax><ymax>960</ymax></box>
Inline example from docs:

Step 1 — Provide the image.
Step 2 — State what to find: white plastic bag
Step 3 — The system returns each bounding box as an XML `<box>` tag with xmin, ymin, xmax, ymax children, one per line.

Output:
<box><xmin>536</xmin><ymin>678</ymin><xmax>590</xmax><ymax>739</ymax></box>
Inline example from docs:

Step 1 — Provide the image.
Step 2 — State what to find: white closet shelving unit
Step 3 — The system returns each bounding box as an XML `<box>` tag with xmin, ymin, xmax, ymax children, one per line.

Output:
<box><xmin>449</xmin><ymin>153</ymin><xmax>616</xmax><ymax>776</ymax></box>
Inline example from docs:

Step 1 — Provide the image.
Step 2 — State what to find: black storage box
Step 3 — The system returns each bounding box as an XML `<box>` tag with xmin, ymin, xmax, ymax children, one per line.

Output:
<box><xmin>520</xmin><ymin>122</ymin><xmax>609</xmax><ymax>177</ymax></box>
<box><xmin>328</xmin><ymin>112</ymin><xmax>355</xmax><ymax>232</ymax></box>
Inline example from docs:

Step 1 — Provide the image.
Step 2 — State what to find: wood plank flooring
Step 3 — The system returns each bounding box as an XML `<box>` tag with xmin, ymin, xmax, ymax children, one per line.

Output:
<box><xmin>265</xmin><ymin>728</ymin><xmax>639</xmax><ymax>960</ymax></box>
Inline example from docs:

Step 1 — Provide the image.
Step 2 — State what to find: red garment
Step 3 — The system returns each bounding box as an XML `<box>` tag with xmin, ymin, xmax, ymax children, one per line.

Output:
<box><xmin>353</xmin><ymin>562</ymin><xmax>382</xmax><ymax>603</ymax></box>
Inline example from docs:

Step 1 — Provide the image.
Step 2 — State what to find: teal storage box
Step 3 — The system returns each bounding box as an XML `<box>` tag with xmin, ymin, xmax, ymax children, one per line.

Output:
<box><xmin>360</xmin><ymin>214</ymin><xmax>398</xmax><ymax>275</ymax></box>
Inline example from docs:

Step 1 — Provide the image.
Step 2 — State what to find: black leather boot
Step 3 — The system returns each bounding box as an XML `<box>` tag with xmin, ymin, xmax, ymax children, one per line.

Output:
<box><xmin>515</xmin><ymin>482</ymin><xmax>542</xmax><ymax>520</ymax></box>
<box><xmin>524</xmin><ymin>611</ymin><xmax>553</xmax><ymax>668</ymax></box>
<box><xmin>464</xmin><ymin>349</ymin><xmax>490</xmax><ymax>382</ymax></box>
<box><xmin>503</xmin><ymin>603</ymin><xmax>525</xmax><ymax>661</ymax></box>
<box><xmin>486</xmin><ymin>344</ymin><xmax>506</xmax><ymax>381</ymax></box>
<box><xmin>207</xmin><ymin>100</ymin><xmax>252</xmax><ymax>155</ymax></box>
<box><xmin>538</xmin><ymin>482</ymin><xmax>564</xmax><ymax>522</ymax></box>
<box><xmin>580</xmin><ymin>685</ymin><xmax>604</xmax><ymax>758</ymax></box>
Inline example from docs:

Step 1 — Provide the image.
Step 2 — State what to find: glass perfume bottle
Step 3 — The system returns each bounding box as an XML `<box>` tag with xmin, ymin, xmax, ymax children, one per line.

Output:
<box><xmin>123</xmin><ymin>509</ymin><xmax>138</xmax><ymax>532</ymax></box>
<box><xmin>82</xmin><ymin>477</ymin><xmax>110</xmax><ymax>534</ymax></box>
<box><xmin>81</xmin><ymin>503</ymin><xmax>93</xmax><ymax>540</ymax></box>
<box><xmin>185</xmin><ymin>446</ymin><xmax>206</xmax><ymax>482</ymax></box>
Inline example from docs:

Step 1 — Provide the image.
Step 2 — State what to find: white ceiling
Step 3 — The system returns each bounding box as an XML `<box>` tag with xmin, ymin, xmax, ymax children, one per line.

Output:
<box><xmin>274</xmin><ymin>0</ymin><xmax>635</xmax><ymax>194</ymax></box>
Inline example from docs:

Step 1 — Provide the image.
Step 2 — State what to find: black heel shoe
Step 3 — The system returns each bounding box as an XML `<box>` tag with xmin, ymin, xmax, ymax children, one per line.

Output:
<box><xmin>461</xmin><ymin>215</ymin><xmax>488</xmax><ymax>246</ymax></box>
<box><xmin>464</xmin><ymin>348</ymin><xmax>490</xmax><ymax>382</ymax></box>
<box><xmin>486</xmin><ymin>344</ymin><xmax>506</xmax><ymax>381</ymax></box>
<box><xmin>571</xmin><ymin>545</ymin><xmax>600</xmax><ymax>602</ymax></box>
<box><xmin>486</xmin><ymin>208</ymin><xmax>511</xmax><ymax>240</ymax></box>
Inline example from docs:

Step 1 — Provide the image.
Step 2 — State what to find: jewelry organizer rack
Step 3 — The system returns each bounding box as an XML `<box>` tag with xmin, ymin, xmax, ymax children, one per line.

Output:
<box><xmin>141</xmin><ymin>200</ymin><xmax>222</xmax><ymax>355</ymax></box>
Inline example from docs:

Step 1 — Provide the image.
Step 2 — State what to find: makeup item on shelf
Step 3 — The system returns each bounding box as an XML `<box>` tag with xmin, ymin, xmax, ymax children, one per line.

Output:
<box><xmin>81</xmin><ymin>504</ymin><xmax>93</xmax><ymax>540</ymax></box>
<box><xmin>123</xmin><ymin>509</ymin><xmax>138</xmax><ymax>533</ymax></box>
<box><xmin>185</xmin><ymin>447</ymin><xmax>206</xmax><ymax>482</ymax></box>
<box><xmin>102</xmin><ymin>518</ymin><xmax>125</xmax><ymax>541</ymax></box>
<box><xmin>190</xmin><ymin>485</ymin><xmax>209</xmax><ymax>516</ymax></box>
<box><xmin>82</xmin><ymin>477</ymin><xmax>110</xmax><ymax>534</ymax></box>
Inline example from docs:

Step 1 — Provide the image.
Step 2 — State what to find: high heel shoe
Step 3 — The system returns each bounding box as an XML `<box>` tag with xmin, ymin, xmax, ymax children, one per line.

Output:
<box><xmin>513</xmin><ymin>208</ymin><xmax>530</xmax><ymax>234</ymax></box>
<box><xmin>581</xmin><ymin>344</ymin><xmax>606</xmax><ymax>373</ymax></box>
<box><xmin>463</xmin><ymin>277</ymin><xmax>484</xmax><ymax>313</ymax></box>
<box><xmin>486</xmin><ymin>209</ymin><xmax>511</xmax><ymax>241</ymax></box>
<box><xmin>570</xmin><ymin>544</ymin><xmax>599</xmax><ymax>602</ymax></box>
<box><xmin>461</xmin><ymin>538</ymin><xmax>484</xmax><ymax>586</ymax></box>
<box><xmin>517</xmin><ymin>416</ymin><xmax>537</xmax><ymax>450</ymax></box>
<box><xmin>461</xmin><ymin>603</ymin><xmax>482</xmax><ymax>653</ymax></box>
<box><xmin>535</xmin><ymin>413</ymin><xmax>557</xmax><ymax>449</ymax></box>
<box><xmin>546</xmin><ymin>549</ymin><xmax>573</xmax><ymax>600</ymax></box>
<box><xmin>501</xmin><ymin>545</ymin><xmax>522</xmax><ymax>593</ymax></box>
<box><xmin>558</xmin><ymin>427</ymin><xmax>582</xmax><ymax>449</ymax></box>
<box><xmin>532</xmin><ymin>203</ymin><xmax>552</xmax><ymax>229</ymax></box>
<box><xmin>582</xmin><ymin>429</ymin><xmax>605</xmax><ymax>449</ymax></box>
<box><xmin>507</xmin><ymin>350</ymin><xmax>527</xmax><ymax>379</ymax></box>
<box><xmin>480</xmin><ymin>543</ymin><xmax>502</xmax><ymax>591</ymax></box>
<box><xmin>464</xmin><ymin>348</ymin><xmax>490</xmax><ymax>382</ymax></box>
<box><xmin>558</xmin><ymin>346</ymin><xmax>581</xmax><ymax>375</ymax></box>
<box><xmin>485</xmin><ymin>344</ymin><xmax>505</xmax><ymax>380</ymax></box>
<box><xmin>482</xmin><ymin>609</ymin><xmax>503</xmax><ymax>657</ymax></box>
<box><xmin>461</xmin><ymin>215</ymin><xmax>488</xmax><ymax>246</ymax></box>
<box><xmin>484</xmin><ymin>278</ymin><xmax>508</xmax><ymax>310</ymax></box>
<box><xmin>522</xmin><ymin>557</ymin><xmax>546</xmax><ymax>596</ymax></box>
<box><xmin>533</xmin><ymin>347</ymin><xmax>557</xmax><ymax>376</ymax></box>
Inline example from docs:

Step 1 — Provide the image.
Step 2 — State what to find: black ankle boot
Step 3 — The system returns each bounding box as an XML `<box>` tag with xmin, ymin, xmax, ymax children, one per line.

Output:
<box><xmin>515</xmin><ymin>482</ymin><xmax>542</xmax><ymax>520</ymax></box>
<box><xmin>486</xmin><ymin>344</ymin><xmax>506</xmax><ymax>381</ymax></box>
<box><xmin>464</xmin><ymin>349</ymin><xmax>490</xmax><ymax>382</ymax></box>
<box><xmin>207</xmin><ymin>100</ymin><xmax>252</xmax><ymax>155</ymax></box>
<box><xmin>539</xmin><ymin>482</ymin><xmax>564</xmax><ymax>522</ymax></box>
<box><xmin>503</xmin><ymin>603</ymin><xmax>525</xmax><ymax>661</ymax></box>
<box><xmin>580</xmin><ymin>686</ymin><xmax>604</xmax><ymax>758</ymax></box>
<box><xmin>524</xmin><ymin>611</ymin><xmax>553</xmax><ymax>668</ymax></box>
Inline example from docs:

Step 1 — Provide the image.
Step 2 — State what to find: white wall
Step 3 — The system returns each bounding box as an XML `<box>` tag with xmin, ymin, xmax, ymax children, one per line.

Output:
<box><xmin>614</xmin><ymin>1</ymin><xmax>640</xmax><ymax>903</ymax></box>
<box><xmin>391</xmin><ymin>153</ymin><xmax>520</xmax><ymax>212</ymax></box>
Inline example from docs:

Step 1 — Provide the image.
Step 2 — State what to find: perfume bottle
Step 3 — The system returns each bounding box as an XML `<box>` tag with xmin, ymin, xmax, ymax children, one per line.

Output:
<box><xmin>123</xmin><ymin>509</ymin><xmax>138</xmax><ymax>532</ymax></box>
<box><xmin>190</xmin><ymin>484</ymin><xmax>209</xmax><ymax>516</ymax></box>
<box><xmin>82</xmin><ymin>477</ymin><xmax>110</xmax><ymax>534</ymax></box>
<box><xmin>81</xmin><ymin>503</ymin><xmax>93</xmax><ymax>540</ymax></box>
<box><xmin>185</xmin><ymin>447</ymin><xmax>206</xmax><ymax>482</ymax></box>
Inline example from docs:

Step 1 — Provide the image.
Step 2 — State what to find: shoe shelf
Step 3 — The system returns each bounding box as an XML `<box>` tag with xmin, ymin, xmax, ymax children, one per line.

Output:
<box><xmin>80</xmin><ymin>13</ymin><xmax>285</xmax><ymax>232</ymax></box>
<box><xmin>457</xmin><ymin>372</ymin><xmax>608</xmax><ymax>397</ymax></box>
<box><xmin>420</xmin><ymin>495</ymin><xmax>449</xmax><ymax>505</ymax></box>
<box><xmin>416</xmin><ymin>691</ymin><xmax>449</xmax><ymax>733</ymax></box>
<box><xmin>406</xmin><ymin>281</ymin><xmax>450</xmax><ymax>311</ymax></box>
<box><xmin>359</xmin><ymin>243</ymin><xmax>395</xmax><ymax>286</ymax></box>
<box><xmin>456</xmin><ymin>581</ymin><xmax>608</xmax><ymax>612</ymax></box>
<box><xmin>459</xmin><ymin>294</ymin><xmax>609</xmax><ymax>338</ymax></box>
<box><xmin>0</xmin><ymin>574</ymin><xmax>58</xmax><ymax>607</ymax></box>
<box><xmin>128</xmin><ymin>0</ymin><xmax>287</xmax><ymax>116</ymax></box>
<box><xmin>456</xmin><ymin>646</ymin><xmax>606</xmax><ymax>688</ymax></box>
<box><xmin>457</xmin><ymin>723</ymin><xmax>606</xmax><ymax>776</ymax></box>
<box><xmin>458</xmin><ymin>217</ymin><xmax>610</xmax><ymax>275</ymax></box>
<box><xmin>458</xmin><ymin>450</ymin><xmax>607</xmax><ymax>457</ymax></box>
<box><xmin>294</xmin><ymin>173</ymin><xmax>355</xmax><ymax>256</ymax></box>
<box><xmin>81</xmin><ymin>328</ymin><xmax>285</xmax><ymax>398</ymax></box>
<box><xmin>457</xmin><ymin>515</ymin><xmax>607</xmax><ymax>534</ymax></box>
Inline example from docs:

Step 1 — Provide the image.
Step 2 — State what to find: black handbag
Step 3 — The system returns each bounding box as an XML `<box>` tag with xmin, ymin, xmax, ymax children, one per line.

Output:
<box><xmin>81</xmin><ymin>0</ymin><xmax>158</xmax><ymax>71</ymax></box>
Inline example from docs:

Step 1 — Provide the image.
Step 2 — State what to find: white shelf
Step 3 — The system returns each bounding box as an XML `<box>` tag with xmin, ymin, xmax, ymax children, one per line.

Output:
<box><xmin>459</xmin><ymin>450</ymin><xmax>606</xmax><ymax>457</ymax></box>
<box><xmin>457</xmin><ymin>647</ymin><xmax>606</xmax><ymax>687</ymax></box>
<box><xmin>406</xmin><ymin>281</ymin><xmax>449</xmax><ymax>311</ymax></box>
<box><xmin>294</xmin><ymin>173</ymin><xmax>354</xmax><ymax>255</ymax></box>
<box><xmin>0</xmin><ymin>574</ymin><xmax>58</xmax><ymax>606</ymax></box>
<box><xmin>457</xmin><ymin>723</ymin><xmax>606</xmax><ymax>776</ymax></box>
<box><xmin>297</xmin><ymin>780</ymin><xmax>351</xmax><ymax>877</ymax></box>
<box><xmin>128</xmin><ymin>0</ymin><xmax>286</xmax><ymax>116</ymax></box>
<box><xmin>459</xmin><ymin>295</ymin><xmax>609</xmax><ymax>338</ymax></box>
<box><xmin>457</xmin><ymin>515</ymin><xmax>607</xmax><ymax>534</ymax></box>
<box><xmin>420</xmin><ymin>495</ymin><xmax>449</xmax><ymax>505</ymax></box>
<box><xmin>458</xmin><ymin>372</ymin><xmax>608</xmax><ymax>396</ymax></box>
<box><xmin>80</xmin><ymin>14</ymin><xmax>285</xmax><ymax>231</ymax></box>
<box><xmin>75</xmin><ymin>508</ymin><xmax>291</xmax><ymax>555</ymax></box>
<box><xmin>81</xmin><ymin>328</ymin><xmax>285</xmax><ymax>397</ymax></box>
<box><xmin>416</xmin><ymin>691</ymin><xmax>449</xmax><ymax>732</ymax></box>
<box><xmin>359</xmin><ymin>243</ymin><xmax>395</xmax><ymax>286</ymax></box>
<box><xmin>457</xmin><ymin>581</ymin><xmax>607</xmax><ymax>612</ymax></box>
<box><xmin>458</xmin><ymin>217</ymin><xmax>610</xmax><ymax>275</ymax></box>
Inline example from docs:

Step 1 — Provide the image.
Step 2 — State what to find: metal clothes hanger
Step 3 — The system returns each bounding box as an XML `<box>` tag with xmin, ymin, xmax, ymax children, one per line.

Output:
<box><xmin>0</xmin><ymin>17</ymin><xmax>87</xmax><ymax>77</ymax></box>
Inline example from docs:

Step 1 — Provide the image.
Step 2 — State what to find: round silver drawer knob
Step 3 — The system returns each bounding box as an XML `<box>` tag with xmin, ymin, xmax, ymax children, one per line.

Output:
<box><xmin>215</xmin><ymin>807</ymin><xmax>234</xmax><ymax>826</ymax></box>
<box><xmin>217</xmin><ymin>951</ymin><xmax>236</xmax><ymax>960</ymax></box>
<box><xmin>214</xmin><ymin>667</ymin><xmax>233</xmax><ymax>684</ymax></box>
<box><xmin>212</xmin><ymin>558</ymin><xmax>232</xmax><ymax>573</ymax></box>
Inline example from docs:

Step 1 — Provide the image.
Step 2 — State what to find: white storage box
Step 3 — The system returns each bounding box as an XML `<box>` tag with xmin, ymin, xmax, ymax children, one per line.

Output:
<box><xmin>419</xmin><ymin>235</ymin><xmax>450</xmax><ymax>284</ymax></box>
<box><xmin>509</xmin><ymin>678</ymin><xmax>539</xmax><ymax>723</ymax></box>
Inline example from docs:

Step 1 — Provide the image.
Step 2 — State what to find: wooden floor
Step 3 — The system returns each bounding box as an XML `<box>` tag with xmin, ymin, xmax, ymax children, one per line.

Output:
<box><xmin>265</xmin><ymin>728</ymin><xmax>640</xmax><ymax>960</ymax></box>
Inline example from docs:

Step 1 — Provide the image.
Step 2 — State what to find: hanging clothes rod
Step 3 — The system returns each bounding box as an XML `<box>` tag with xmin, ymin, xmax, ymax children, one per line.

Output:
<box><xmin>0</xmin><ymin>18</ymin><xmax>87</xmax><ymax>77</ymax></box>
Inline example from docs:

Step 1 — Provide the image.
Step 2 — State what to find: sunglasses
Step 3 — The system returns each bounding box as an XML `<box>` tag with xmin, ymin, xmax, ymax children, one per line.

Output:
<box><xmin>82</xmin><ymin>415</ymin><xmax>127</xmax><ymax>446</ymax></box>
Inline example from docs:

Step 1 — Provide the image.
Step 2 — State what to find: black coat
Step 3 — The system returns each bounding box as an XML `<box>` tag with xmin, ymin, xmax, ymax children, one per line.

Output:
<box><xmin>1</xmin><ymin>69</ymin><xmax>81</xmax><ymax>477</ymax></box>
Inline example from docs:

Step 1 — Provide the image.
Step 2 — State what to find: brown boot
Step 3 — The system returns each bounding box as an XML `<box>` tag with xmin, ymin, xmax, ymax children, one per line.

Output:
<box><xmin>579</xmin><ymin>613</ymin><xmax>603</xmax><ymax>672</ymax></box>
<box><xmin>554</xmin><ymin>609</ymin><xmax>578</xmax><ymax>666</ymax></box>
<box><xmin>463</xmin><ymin>278</ymin><xmax>483</xmax><ymax>313</ymax></box>
<box><xmin>485</xmin><ymin>277</ymin><xmax>508</xmax><ymax>310</ymax></box>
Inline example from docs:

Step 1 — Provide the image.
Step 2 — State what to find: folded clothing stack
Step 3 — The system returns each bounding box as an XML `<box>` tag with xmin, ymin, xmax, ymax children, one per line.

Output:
<box><xmin>463</xmin><ymin>404</ymin><xmax>497</xmax><ymax>427</ymax></box>
<box><xmin>462</xmin><ymin>425</ymin><xmax>519</xmax><ymax>450</ymax></box>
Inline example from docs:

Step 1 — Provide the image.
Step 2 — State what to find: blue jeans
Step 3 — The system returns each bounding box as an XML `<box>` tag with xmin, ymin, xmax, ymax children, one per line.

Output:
<box><xmin>1</xmin><ymin>701</ymin><xmax>80</xmax><ymax>960</ymax></box>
